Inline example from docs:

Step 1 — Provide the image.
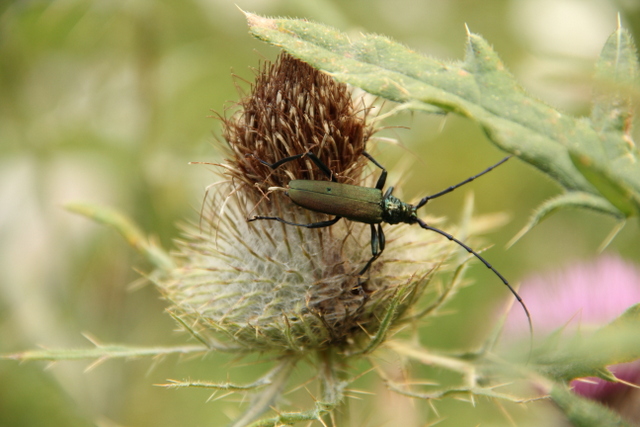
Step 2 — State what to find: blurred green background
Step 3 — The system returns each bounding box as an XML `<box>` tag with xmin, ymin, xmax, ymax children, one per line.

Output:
<box><xmin>1</xmin><ymin>0</ymin><xmax>639</xmax><ymax>426</ymax></box>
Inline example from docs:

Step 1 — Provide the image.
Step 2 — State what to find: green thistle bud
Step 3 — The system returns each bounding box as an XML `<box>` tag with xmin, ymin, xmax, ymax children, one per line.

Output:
<box><xmin>158</xmin><ymin>54</ymin><xmax>453</xmax><ymax>354</ymax></box>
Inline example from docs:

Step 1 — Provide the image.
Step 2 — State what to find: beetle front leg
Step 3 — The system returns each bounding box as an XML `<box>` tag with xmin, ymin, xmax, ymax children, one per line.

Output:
<box><xmin>249</xmin><ymin>215</ymin><xmax>341</xmax><ymax>229</ymax></box>
<box><xmin>246</xmin><ymin>152</ymin><xmax>305</xmax><ymax>170</ymax></box>
<box><xmin>362</xmin><ymin>151</ymin><xmax>387</xmax><ymax>190</ymax></box>
<box><xmin>358</xmin><ymin>223</ymin><xmax>385</xmax><ymax>275</ymax></box>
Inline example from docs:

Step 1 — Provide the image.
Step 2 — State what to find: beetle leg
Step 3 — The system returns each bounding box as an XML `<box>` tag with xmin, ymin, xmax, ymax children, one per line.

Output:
<box><xmin>362</xmin><ymin>151</ymin><xmax>387</xmax><ymax>190</ymax></box>
<box><xmin>362</xmin><ymin>151</ymin><xmax>386</xmax><ymax>170</ymax></box>
<box><xmin>358</xmin><ymin>223</ymin><xmax>385</xmax><ymax>275</ymax></box>
<box><xmin>370</xmin><ymin>223</ymin><xmax>379</xmax><ymax>255</ymax></box>
<box><xmin>378</xmin><ymin>223</ymin><xmax>386</xmax><ymax>251</ymax></box>
<box><xmin>303</xmin><ymin>153</ymin><xmax>335</xmax><ymax>182</ymax></box>
<box><xmin>249</xmin><ymin>215</ymin><xmax>341</xmax><ymax>229</ymax></box>
<box><xmin>383</xmin><ymin>186</ymin><xmax>395</xmax><ymax>198</ymax></box>
<box><xmin>246</xmin><ymin>152</ymin><xmax>306</xmax><ymax>170</ymax></box>
<box><xmin>246</xmin><ymin>152</ymin><xmax>337</xmax><ymax>182</ymax></box>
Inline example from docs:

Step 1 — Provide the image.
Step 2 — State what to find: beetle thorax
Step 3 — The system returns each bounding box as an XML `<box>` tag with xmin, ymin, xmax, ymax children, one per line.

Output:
<box><xmin>381</xmin><ymin>194</ymin><xmax>416</xmax><ymax>225</ymax></box>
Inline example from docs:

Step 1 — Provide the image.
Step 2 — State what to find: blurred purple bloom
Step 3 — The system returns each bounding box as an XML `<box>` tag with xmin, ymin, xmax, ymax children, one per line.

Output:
<box><xmin>504</xmin><ymin>255</ymin><xmax>640</xmax><ymax>419</ymax></box>
<box><xmin>505</xmin><ymin>255</ymin><xmax>640</xmax><ymax>334</ymax></box>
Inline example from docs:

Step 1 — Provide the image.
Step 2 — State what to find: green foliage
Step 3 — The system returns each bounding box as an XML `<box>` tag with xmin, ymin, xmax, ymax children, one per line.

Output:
<box><xmin>551</xmin><ymin>385</ymin><xmax>631</xmax><ymax>427</ymax></box>
<box><xmin>533</xmin><ymin>304</ymin><xmax>640</xmax><ymax>381</ymax></box>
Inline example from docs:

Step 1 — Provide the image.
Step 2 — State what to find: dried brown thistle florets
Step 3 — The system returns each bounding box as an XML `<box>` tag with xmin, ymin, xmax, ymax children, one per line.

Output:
<box><xmin>222</xmin><ymin>53</ymin><xmax>373</xmax><ymax>197</ymax></box>
<box><xmin>161</xmin><ymin>53</ymin><xmax>449</xmax><ymax>352</ymax></box>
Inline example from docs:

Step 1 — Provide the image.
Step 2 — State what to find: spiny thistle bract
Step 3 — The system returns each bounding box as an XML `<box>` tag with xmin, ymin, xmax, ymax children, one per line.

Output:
<box><xmin>158</xmin><ymin>54</ymin><xmax>455</xmax><ymax>353</ymax></box>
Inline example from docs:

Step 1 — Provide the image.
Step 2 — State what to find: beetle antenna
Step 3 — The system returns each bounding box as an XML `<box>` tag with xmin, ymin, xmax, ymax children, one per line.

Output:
<box><xmin>415</xmin><ymin>218</ymin><xmax>533</xmax><ymax>341</ymax></box>
<box><xmin>415</xmin><ymin>156</ymin><xmax>511</xmax><ymax>210</ymax></box>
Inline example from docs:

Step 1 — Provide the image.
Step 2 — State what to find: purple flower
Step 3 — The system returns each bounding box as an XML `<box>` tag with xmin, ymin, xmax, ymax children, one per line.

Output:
<box><xmin>507</xmin><ymin>255</ymin><xmax>640</xmax><ymax>333</ymax></box>
<box><xmin>505</xmin><ymin>255</ymin><xmax>640</xmax><ymax>420</ymax></box>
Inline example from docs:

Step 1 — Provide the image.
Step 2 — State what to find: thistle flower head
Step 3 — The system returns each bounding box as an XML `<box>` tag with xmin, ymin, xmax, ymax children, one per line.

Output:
<box><xmin>158</xmin><ymin>54</ymin><xmax>453</xmax><ymax>354</ymax></box>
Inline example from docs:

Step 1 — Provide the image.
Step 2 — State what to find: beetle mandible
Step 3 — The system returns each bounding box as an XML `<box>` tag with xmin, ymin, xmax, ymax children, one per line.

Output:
<box><xmin>247</xmin><ymin>151</ymin><xmax>532</xmax><ymax>330</ymax></box>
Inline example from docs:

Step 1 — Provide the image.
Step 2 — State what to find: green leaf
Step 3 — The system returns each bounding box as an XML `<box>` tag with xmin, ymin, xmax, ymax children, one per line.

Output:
<box><xmin>245</xmin><ymin>13</ymin><xmax>640</xmax><ymax>230</ymax></box>
<box><xmin>570</xmin><ymin>148</ymin><xmax>640</xmax><ymax>217</ymax></box>
<box><xmin>591</xmin><ymin>24</ymin><xmax>638</xmax><ymax>137</ymax></box>
<box><xmin>591</xmin><ymin>304</ymin><xmax>640</xmax><ymax>365</ymax></box>
<box><xmin>534</xmin><ymin>304</ymin><xmax>640</xmax><ymax>382</ymax></box>
<box><xmin>507</xmin><ymin>192</ymin><xmax>623</xmax><ymax>247</ymax></box>
<box><xmin>570</xmin><ymin>25</ymin><xmax>640</xmax><ymax>217</ymax></box>
<box><xmin>551</xmin><ymin>384</ymin><xmax>631</xmax><ymax>427</ymax></box>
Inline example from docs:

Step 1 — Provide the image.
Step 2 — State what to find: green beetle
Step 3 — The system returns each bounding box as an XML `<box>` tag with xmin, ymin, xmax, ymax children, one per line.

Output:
<box><xmin>248</xmin><ymin>151</ymin><xmax>531</xmax><ymax>331</ymax></box>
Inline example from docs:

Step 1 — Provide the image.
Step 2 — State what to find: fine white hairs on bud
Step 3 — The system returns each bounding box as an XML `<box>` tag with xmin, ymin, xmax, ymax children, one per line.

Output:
<box><xmin>159</xmin><ymin>54</ymin><xmax>452</xmax><ymax>353</ymax></box>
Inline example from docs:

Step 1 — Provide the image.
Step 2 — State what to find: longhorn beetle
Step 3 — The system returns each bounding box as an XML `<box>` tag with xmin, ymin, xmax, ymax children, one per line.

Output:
<box><xmin>247</xmin><ymin>151</ymin><xmax>532</xmax><ymax>332</ymax></box>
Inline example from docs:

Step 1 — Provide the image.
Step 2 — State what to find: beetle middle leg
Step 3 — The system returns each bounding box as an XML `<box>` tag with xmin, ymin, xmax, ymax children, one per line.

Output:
<box><xmin>358</xmin><ymin>223</ymin><xmax>385</xmax><ymax>275</ymax></box>
<box><xmin>356</xmin><ymin>152</ymin><xmax>389</xmax><ymax>275</ymax></box>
